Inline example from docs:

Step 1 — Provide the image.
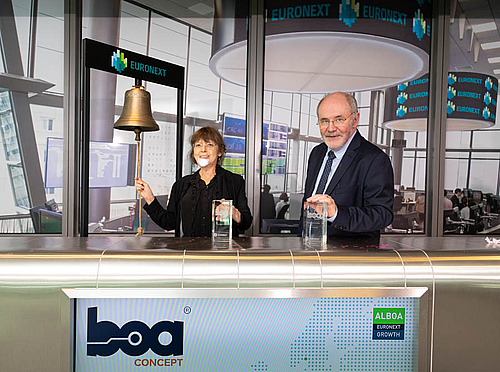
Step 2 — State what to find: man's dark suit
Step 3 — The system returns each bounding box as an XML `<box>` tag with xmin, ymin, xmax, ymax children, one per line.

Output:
<box><xmin>300</xmin><ymin>131</ymin><xmax>394</xmax><ymax>238</ymax></box>
<box><xmin>450</xmin><ymin>194</ymin><xmax>461</xmax><ymax>209</ymax></box>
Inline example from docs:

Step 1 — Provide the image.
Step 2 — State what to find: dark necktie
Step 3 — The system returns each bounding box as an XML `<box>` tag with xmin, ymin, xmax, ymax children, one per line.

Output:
<box><xmin>316</xmin><ymin>150</ymin><xmax>336</xmax><ymax>194</ymax></box>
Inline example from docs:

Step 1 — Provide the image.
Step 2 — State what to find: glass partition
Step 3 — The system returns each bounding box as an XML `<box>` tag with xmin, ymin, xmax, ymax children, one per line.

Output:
<box><xmin>443</xmin><ymin>2</ymin><xmax>500</xmax><ymax>235</ymax></box>
<box><xmin>0</xmin><ymin>0</ymin><xmax>64</xmax><ymax>233</ymax></box>
<box><xmin>83</xmin><ymin>0</ymin><xmax>248</xmax><ymax>234</ymax></box>
<box><xmin>260</xmin><ymin>0</ymin><xmax>431</xmax><ymax>235</ymax></box>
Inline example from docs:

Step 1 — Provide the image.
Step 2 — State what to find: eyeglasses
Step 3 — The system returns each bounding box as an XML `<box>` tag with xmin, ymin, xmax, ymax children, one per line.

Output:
<box><xmin>318</xmin><ymin>112</ymin><xmax>356</xmax><ymax>127</ymax></box>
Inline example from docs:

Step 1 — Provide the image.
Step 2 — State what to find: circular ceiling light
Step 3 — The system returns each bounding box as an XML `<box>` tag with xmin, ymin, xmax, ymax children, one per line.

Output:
<box><xmin>384</xmin><ymin>118</ymin><xmax>494</xmax><ymax>131</ymax></box>
<box><xmin>209</xmin><ymin>32</ymin><xmax>429</xmax><ymax>93</ymax></box>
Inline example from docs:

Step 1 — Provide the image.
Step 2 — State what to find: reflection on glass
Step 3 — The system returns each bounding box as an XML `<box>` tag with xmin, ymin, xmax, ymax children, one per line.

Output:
<box><xmin>212</xmin><ymin>199</ymin><xmax>232</xmax><ymax>243</ymax></box>
<box><xmin>0</xmin><ymin>92</ymin><xmax>29</xmax><ymax>208</ymax></box>
<box><xmin>303</xmin><ymin>202</ymin><xmax>327</xmax><ymax>248</ymax></box>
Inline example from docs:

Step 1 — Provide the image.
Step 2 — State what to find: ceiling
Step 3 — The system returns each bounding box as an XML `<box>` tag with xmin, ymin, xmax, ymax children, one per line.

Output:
<box><xmin>134</xmin><ymin>0</ymin><xmax>214</xmax><ymax>32</ymax></box>
<box><xmin>450</xmin><ymin>0</ymin><xmax>500</xmax><ymax>76</ymax></box>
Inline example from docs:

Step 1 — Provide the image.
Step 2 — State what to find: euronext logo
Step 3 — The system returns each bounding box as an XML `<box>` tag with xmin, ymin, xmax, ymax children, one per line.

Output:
<box><xmin>448</xmin><ymin>73</ymin><xmax>457</xmax><ymax>86</ymax></box>
<box><xmin>483</xmin><ymin>107</ymin><xmax>491</xmax><ymax>120</ymax></box>
<box><xmin>412</xmin><ymin>9</ymin><xmax>426</xmax><ymax>41</ymax></box>
<box><xmin>111</xmin><ymin>49</ymin><xmax>127</xmax><ymax>73</ymax></box>
<box><xmin>396</xmin><ymin>105</ymin><xmax>407</xmax><ymax>118</ymax></box>
<box><xmin>447</xmin><ymin>86</ymin><xmax>456</xmax><ymax>100</ymax></box>
<box><xmin>339</xmin><ymin>0</ymin><xmax>359</xmax><ymax>27</ymax></box>
<box><xmin>447</xmin><ymin>101</ymin><xmax>455</xmax><ymax>114</ymax></box>
<box><xmin>373</xmin><ymin>308</ymin><xmax>405</xmax><ymax>340</ymax></box>
<box><xmin>484</xmin><ymin>92</ymin><xmax>492</xmax><ymax>106</ymax></box>
<box><xmin>397</xmin><ymin>92</ymin><xmax>407</xmax><ymax>104</ymax></box>
<box><xmin>485</xmin><ymin>77</ymin><xmax>493</xmax><ymax>91</ymax></box>
<box><xmin>397</xmin><ymin>82</ymin><xmax>408</xmax><ymax>91</ymax></box>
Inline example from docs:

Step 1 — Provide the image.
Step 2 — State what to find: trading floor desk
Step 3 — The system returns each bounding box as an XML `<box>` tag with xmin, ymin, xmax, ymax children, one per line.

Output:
<box><xmin>0</xmin><ymin>236</ymin><xmax>499</xmax><ymax>371</ymax></box>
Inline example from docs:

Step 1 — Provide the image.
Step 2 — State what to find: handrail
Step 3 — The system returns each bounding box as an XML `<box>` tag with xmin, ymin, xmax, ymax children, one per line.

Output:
<box><xmin>0</xmin><ymin>213</ymin><xmax>31</xmax><ymax>221</ymax></box>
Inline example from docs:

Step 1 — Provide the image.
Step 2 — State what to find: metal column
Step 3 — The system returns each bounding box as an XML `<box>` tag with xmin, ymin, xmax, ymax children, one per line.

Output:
<box><xmin>63</xmin><ymin>0</ymin><xmax>82</xmax><ymax>236</ymax></box>
<box><xmin>368</xmin><ymin>90</ymin><xmax>381</xmax><ymax>144</ymax></box>
<box><xmin>245</xmin><ymin>0</ymin><xmax>265</xmax><ymax>236</ymax></box>
<box><xmin>176</xmin><ymin>88</ymin><xmax>184</xmax><ymax>181</ymax></box>
<box><xmin>392</xmin><ymin>131</ymin><xmax>404</xmax><ymax>187</ymax></box>
<box><xmin>87</xmin><ymin>0</ymin><xmax>120</xmax><ymax>224</ymax></box>
<box><xmin>425</xmin><ymin>0</ymin><xmax>451</xmax><ymax>237</ymax></box>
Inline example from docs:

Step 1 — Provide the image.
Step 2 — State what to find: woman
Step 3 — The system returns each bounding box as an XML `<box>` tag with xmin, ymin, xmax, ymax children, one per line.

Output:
<box><xmin>135</xmin><ymin>126</ymin><xmax>253</xmax><ymax>237</ymax></box>
<box><xmin>460</xmin><ymin>197</ymin><xmax>470</xmax><ymax>220</ymax></box>
<box><xmin>275</xmin><ymin>192</ymin><xmax>290</xmax><ymax>219</ymax></box>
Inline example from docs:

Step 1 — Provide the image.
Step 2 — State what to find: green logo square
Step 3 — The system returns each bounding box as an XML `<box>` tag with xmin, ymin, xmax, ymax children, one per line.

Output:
<box><xmin>373</xmin><ymin>308</ymin><xmax>405</xmax><ymax>324</ymax></box>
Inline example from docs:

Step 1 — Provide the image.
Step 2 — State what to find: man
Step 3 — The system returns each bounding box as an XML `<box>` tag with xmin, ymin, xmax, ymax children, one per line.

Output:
<box><xmin>300</xmin><ymin>92</ymin><xmax>394</xmax><ymax>238</ymax></box>
<box><xmin>450</xmin><ymin>188</ymin><xmax>462</xmax><ymax>209</ymax></box>
<box><xmin>443</xmin><ymin>190</ymin><xmax>453</xmax><ymax>210</ymax></box>
<box><xmin>260</xmin><ymin>184</ymin><xmax>276</xmax><ymax>220</ymax></box>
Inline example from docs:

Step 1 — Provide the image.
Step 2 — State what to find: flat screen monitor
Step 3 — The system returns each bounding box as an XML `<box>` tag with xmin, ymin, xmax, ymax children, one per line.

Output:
<box><xmin>472</xmin><ymin>191</ymin><xmax>482</xmax><ymax>203</ymax></box>
<box><xmin>45</xmin><ymin>137</ymin><xmax>134</xmax><ymax>188</ymax></box>
<box><xmin>222</xmin><ymin>116</ymin><xmax>246</xmax><ymax>137</ymax></box>
<box><xmin>39</xmin><ymin>209</ymin><xmax>62</xmax><ymax>233</ymax></box>
<box><xmin>403</xmin><ymin>191</ymin><xmax>416</xmax><ymax>201</ymax></box>
<box><xmin>223</xmin><ymin>136</ymin><xmax>245</xmax><ymax>154</ymax></box>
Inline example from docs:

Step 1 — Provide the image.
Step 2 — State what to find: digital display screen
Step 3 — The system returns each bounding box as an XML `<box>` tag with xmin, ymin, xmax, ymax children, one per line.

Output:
<box><xmin>223</xmin><ymin>136</ymin><xmax>246</xmax><ymax>154</ymax></box>
<box><xmin>223</xmin><ymin>116</ymin><xmax>246</xmax><ymax>137</ymax></box>
<box><xmin>45</xmin><ymin>137</ymin><xmax>130</xmax><ymax>188</ymax></box>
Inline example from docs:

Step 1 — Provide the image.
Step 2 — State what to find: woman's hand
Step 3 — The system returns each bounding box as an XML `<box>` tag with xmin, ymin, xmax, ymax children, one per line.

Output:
<box><xmin>217</xmin><ymin>199</ymin><xmax>242</xmax><ymax>224</ymax></box>
<box><xmin>232</xmin><ymin>206</ymin><xmax>241</xmax><ymax>223</ymax></box>
<box><xmin>135</xmin><ymin>177</ymin><xmax>155</xmax><ymax>204</ymax></box>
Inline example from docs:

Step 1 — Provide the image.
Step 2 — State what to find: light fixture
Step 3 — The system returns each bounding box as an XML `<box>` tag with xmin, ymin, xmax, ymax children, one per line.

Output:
<box><xmin>458</xmin><ymin>13</ymin><xmax>466</xmax><ymax>39</ymax></box>
<box><xmin>210</xmin><ymin>33</ymin><xmax>428</xmax><ymax>93</ymax></box>
<box><xmin>474</xmin><ymin>40</ymin><xmax>480</xmax><ymax>62</ymax></box>
<box><xmin>488</xmin><ymin>57</ymin><xmax>500</xmax><ymax>64</ymax></box>
<box><xmin>210</xmin><ymin>1</ymin><xmax>432</xmax><ymax>93</ymax></box>
<box><xmin>471</xmin><ymin>22</ymin><xmax>497</xmax><ymax>33</ymax></box>
<box><xmin>494</xmin><ymin>69</ymin><xmax>500</xmax><ymax>74</ymax></box>
<box><xmin>469</xmin><ymin>30</ymin><xmax>474</xmax><ymax>52</ymax></box>
<box><xmin>481</xmin><ymin>41</ymin><xmax>500</xmax><ymax>50</ymax></box>
<box><xmin>450</xmin><ymin>0</ymin><xmax>457</xmax><ymax>24</ymax></box>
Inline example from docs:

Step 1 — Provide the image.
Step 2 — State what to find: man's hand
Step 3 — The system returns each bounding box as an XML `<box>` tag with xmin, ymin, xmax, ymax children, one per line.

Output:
<box><xmin>306</xmin><ymin>194</ymin><xmax>337</xmax><ymax>218</ymax></box>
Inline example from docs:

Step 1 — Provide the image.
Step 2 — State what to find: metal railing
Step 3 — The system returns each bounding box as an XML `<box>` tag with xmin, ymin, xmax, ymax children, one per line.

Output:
<box><xmin>0</xmin><ymin>214</ymin><xmax>34</xmax><ymax>233</ymax></box>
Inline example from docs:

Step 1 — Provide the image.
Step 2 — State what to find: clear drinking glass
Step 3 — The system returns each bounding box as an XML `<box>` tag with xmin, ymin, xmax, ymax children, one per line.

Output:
<box><xmin>212</xmin><ymin>199</ymin><xmax>233</xmax><ymax>243</ymax></box>
<box><xmin>303</xmin><ymin>202</ymin><xmax>327</xmax><ymax>248</ymax></box>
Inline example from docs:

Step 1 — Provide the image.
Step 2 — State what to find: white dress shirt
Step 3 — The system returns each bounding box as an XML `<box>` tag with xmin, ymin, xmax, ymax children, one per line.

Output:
<box><xmin>312</xmin><ymin>130</ymin><xmax>357</xmax><ymax>222</ymax></box>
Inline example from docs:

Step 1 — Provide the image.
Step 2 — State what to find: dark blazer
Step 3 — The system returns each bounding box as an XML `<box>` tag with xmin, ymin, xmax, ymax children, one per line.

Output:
<box><xmin>300</xmin><ymin>131</ymin><xmax>394</xmax><ymax>238</ymax></box>
<box><xmin>143</xmin><ymin>166</ymin><xmax>253</xmax><ymax>237</ymax></box>
<box><xmin>450</xmin><ymin>194</ymin><xmax>460</xmax><ymax>208</ymax></box>
<box><xmin>260</xmin><ymin>192</ymin><xmax>276</xmax><ymax>219</ymax></box>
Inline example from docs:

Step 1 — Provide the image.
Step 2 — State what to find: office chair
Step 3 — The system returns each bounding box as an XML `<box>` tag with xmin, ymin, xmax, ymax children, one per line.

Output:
<box><xmin>276</xmin><ymin>204</ymin><xmax>290</xmax><ymax>219</ymax></box>
<box><xmin>476</xmin><ymin>203</ymin><xmax>499</xmax><ymax>230</ymax></box>
<box><xmin>393</xmin><ymin>195</ymin><xmax>403</xmax><ymax>213</ymax></box>
<box><xmin>444</xmin><ymin>207</ymin><xmax>475</xmax><ymax>234</ymax></box>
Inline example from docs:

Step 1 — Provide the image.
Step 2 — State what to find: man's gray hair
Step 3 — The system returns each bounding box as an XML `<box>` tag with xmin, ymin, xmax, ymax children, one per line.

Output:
<box><xmin>316</xmin><ymin>92</ymin><xmax>358</xmax><ymax>117</ymax></box>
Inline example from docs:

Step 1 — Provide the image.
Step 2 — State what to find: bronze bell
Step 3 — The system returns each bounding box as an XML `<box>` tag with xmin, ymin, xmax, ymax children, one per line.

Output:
<box><xmin>113</xmin><ymin>86</ymin><xmax>159</xmax><ymax>141</ymax></box>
